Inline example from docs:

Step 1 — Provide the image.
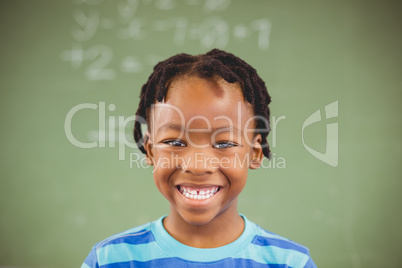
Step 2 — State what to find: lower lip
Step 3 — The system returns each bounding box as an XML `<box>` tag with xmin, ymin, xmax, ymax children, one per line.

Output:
<box><xmin>175</xmin><ymin>187</ymin><xmax>222</xmax><ymax>207</ymax></box>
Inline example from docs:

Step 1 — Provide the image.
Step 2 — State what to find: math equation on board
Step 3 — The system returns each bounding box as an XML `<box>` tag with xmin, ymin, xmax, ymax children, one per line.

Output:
<box><xmin>61</xmin><ymin>0</ymin><xmax>272</xmax><ymax>81</ymax></box>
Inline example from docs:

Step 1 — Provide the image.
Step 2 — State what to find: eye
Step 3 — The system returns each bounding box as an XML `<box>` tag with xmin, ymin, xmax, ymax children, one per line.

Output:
<box><xmin>213</xmin><ymin>141</ymin><xmax>238</xmax><ymax>149</ymax></box>
<box><xmin>163</xmin><ymin>139</ymin><xmax>186</xmax><ymax>147</ymax></box>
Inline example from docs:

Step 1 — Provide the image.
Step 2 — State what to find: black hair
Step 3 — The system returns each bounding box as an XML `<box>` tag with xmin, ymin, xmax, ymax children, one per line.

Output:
<box><xmin>133</xmin><ymin>49</ymin><xmax>272</xmax><ymax>158</ymax></box>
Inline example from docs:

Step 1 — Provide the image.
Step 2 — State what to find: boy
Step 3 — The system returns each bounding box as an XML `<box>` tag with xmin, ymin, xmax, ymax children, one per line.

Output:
<box><xmin>82</xmin><ymin>49</ymin><xmax>317</xmax><ymax>267</ymax></box>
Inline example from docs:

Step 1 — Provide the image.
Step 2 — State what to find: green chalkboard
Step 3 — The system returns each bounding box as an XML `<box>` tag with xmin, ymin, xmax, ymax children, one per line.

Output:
<box><xmin>1</xmin><ymin>0</ymin><xmax>401</xmax><ymax>267</ymax></box>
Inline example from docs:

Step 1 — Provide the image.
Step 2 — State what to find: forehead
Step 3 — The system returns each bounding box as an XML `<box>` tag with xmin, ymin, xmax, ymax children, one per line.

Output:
<box><xmin>149</xmin><ymin>76</ymin><xmax>254</xmax><ymax>131</ymax></box>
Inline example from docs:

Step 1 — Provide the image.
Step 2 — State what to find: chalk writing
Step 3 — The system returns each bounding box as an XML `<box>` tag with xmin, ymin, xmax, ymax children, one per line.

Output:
<box><xmin>62</xmin><ymin>0</ymin><xmax>272</xmax><ymax>80</ymax></box>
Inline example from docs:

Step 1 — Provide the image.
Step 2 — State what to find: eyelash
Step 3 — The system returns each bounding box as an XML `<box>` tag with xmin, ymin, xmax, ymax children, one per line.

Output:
<box><xmin>213</xmin><ymin>141</ymin><xmax>238</xmax><ymax>149</ymax></box>
<box><xmin>162</xmin><ymin>139</ymin><xmax>237</xmax><ymax>149</ymax></box>
<box><xmin>163</xmin><ymin>139</ymin><xmax>186</xmax><ymax>147</ymax></box>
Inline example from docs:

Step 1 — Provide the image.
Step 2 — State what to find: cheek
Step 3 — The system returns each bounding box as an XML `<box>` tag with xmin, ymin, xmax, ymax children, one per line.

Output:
<box><xmin>219</xmin><ymin>151</ymin><xmax>251</xmax><ymax>170</ymax></box>
<box><xmin>219</xmin><ymin>153</ymin><xmax>250</xmax><ymax>186</ymax></box>
<box><xmin>152</xmin><ymin>149</ymin><xmax>179</xmax><ymax>170</ymax></box>
<box><xmin>151</xmin><ymin>155</ymin><xmax>175</xmax><ymax>191</ymax></box>
<box><xmin>152</xmin><ymin>169</ymin><xmax>175</xmax><ymax>202</ymax></box>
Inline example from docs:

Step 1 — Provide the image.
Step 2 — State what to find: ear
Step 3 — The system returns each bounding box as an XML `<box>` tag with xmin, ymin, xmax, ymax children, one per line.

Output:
<box><xmin>143</xmin><ymin>131</ymin><xmax>154</xmax><ymax>166</ymax></box>
<box><xmin>249</xmin><ymin>134</ymin><xmax>263</xmax><ymax>169</ymax></box>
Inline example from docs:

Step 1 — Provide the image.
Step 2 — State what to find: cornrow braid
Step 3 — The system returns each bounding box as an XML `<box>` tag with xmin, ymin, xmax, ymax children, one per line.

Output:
<box><xmin>133</xmin><ymin>49</ymin><xmax>272</xmax><ymax>158</ymax></box>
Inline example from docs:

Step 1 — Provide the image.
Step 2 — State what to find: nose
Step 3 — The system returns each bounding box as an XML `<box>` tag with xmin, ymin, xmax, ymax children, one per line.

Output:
<box><xmin>179</xmin><ymin>148</ymin><xmax>218</xmax><ymax>176</ymax></box>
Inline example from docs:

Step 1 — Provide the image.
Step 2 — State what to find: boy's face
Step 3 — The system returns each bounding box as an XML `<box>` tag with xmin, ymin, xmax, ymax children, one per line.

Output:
<box><xmin>144</xmin><ymin>76</ymin><xmax>263</xmax><ymax>226</ymax></box>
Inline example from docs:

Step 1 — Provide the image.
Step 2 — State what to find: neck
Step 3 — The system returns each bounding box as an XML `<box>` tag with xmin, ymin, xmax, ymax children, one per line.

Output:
<box><xmin>162</xmin><ymin>204</ymin><xmax>245</xmax><ymax>248</ymax></box>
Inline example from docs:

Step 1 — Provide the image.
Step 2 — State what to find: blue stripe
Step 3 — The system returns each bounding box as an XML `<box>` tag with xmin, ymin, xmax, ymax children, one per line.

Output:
<box><xmin>80</xmin><ymin>262</ymin><xmax>91</xmax><ymax>268</ymax></box>
<box><xmin>99</xmin><ymin>257</ymin><xmax>293</xmax><ymax>268</ymax></box>
<box><xmin>242</xmin><ymin>243</ymin><xmax>309</xmax><ymax>267</ymax></box>
<box><xmin>97</xmin><ymin>230</ymin><xmax>155</xmax><ymax>247</ymax></box>
<box><xmin>258</xmin><ymin>227</ymin><xmax>296</xmax><ymax>241</ymax></box>
<box><xmin>83</xmin><ymin>247</ymin><xmax>99</xmax><ymax>268</ymax></box>
<box><xmin>97</xmin><ymin>241</ymin><xmax>171</xmax><ymax>266</ymax></box>
<box><xmin>97</xmin><ymin>240</ymin><xmax>309</xmax><ymax>267</ymax></box>
<box><xmin>95</xmin><ymin>223</ymin><xmax>151</xmax><ymax>248</ymax></box>
<box><xmin>252</xmin><ymin>235</ymin><xmax>310</xmax><ymax>254</ymax></box>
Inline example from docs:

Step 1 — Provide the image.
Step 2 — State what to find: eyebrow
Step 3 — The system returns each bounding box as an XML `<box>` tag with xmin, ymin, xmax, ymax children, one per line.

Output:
<box><xmin>157</xmin><ymin>123</ymin><xmax>239</xmax><ymax>133</ymax></box>
<box><xmin>157</xmin><ymin>123</ymin><xmax>183</xmax><ymax>132</ymax></box>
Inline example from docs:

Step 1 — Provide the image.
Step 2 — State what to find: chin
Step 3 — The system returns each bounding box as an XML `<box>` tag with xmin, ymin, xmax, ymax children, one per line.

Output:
<box><xmin>179</xmin><ymin>210</ymin><xmax>217</xmax><ymax>226</ymax></box>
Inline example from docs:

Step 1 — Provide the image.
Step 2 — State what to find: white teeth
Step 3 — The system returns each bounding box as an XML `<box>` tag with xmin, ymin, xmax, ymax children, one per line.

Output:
<box><xmin>178</xmin><ymin>186</ymin><xmax>220</xmax><ymax>200</ymax></box>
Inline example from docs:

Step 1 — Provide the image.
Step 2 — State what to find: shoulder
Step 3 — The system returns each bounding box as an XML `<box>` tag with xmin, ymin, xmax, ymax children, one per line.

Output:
<box><xmin>245</xmin><ymin>220</ymin><xmax>317</xmax><ymax>268</ymax></box>
<box><xmin>93</xmin><ymin>221</ymin><xmax>155</xmax><ymax>251</ymax></box>
<box><xmin>81</xmin><ymin>221</ymin><xmax>158</xmax><ymax>268</ymax></box>
<box><xmin>252</xmin><ymin>223</ymin><xmax>310</xmax><ymax>254</ymax></box>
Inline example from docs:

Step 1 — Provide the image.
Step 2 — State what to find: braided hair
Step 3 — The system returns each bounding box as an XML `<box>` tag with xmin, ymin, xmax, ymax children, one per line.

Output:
<box><xmin>133</xmin><ymin>49</ymin><xmax>272</xmax><ymax>158</ymax></box>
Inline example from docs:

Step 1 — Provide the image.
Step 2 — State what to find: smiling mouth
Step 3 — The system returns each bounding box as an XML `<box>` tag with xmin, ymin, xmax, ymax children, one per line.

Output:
<box><xmin>176</xmin><ymin>185</ymin><xmax>222</xmax><ymax>200</ymax></box>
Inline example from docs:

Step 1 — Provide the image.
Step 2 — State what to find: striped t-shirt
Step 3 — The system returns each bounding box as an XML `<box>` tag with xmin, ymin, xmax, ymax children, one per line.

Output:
<box><xmin>81</xmin><ymin>215</ymin><xmax>317</xmax><ymax>268</ymax></box>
